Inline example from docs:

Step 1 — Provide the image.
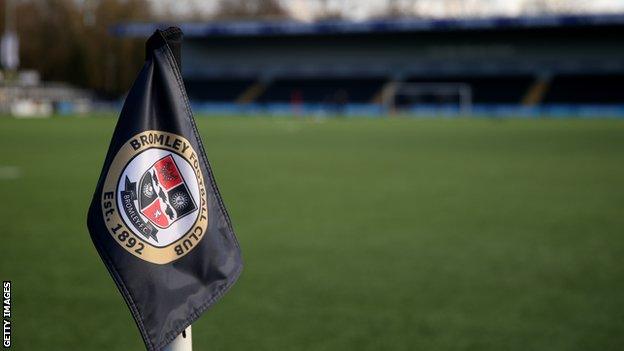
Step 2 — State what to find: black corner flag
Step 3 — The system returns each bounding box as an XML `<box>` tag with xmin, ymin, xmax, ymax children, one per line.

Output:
<box><xmin>87</xmin><ymin>27</ymin><xmax>242</xmax><ymax>350</ymax></box>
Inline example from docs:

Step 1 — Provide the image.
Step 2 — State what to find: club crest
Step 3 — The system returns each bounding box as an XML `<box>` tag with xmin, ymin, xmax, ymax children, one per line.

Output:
<box><xmin>101</xmin><ymin>131</ymin><xmax>209</xmax><ymax>264</ymax></box>
<box><xmin>137</xmin><ymin>155</ymin><xmax>198</xmax><ymax>230</ymax></box>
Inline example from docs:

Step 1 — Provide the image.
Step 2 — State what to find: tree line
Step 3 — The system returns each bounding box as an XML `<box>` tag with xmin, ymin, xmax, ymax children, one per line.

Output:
<box><xmin>0</xmin><ymin>0</ymin><xmax>287</xmax><ymax>97</ymax></box>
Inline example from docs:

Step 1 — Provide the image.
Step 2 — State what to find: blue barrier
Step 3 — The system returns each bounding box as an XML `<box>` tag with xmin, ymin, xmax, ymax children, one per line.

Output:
<box><xmin>188</xmin><ymin>102</ymin><xmax>624</xmax><ymax>118</ymax></box>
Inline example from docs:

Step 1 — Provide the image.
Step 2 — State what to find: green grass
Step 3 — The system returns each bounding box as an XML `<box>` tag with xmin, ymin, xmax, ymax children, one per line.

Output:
<box><xmin>1</xmin><ymin>116</ymin><xmax>623</xmax><ymax>350</ymax></box>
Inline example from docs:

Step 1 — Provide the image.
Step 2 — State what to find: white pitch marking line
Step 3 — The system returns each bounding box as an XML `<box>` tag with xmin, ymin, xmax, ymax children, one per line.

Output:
<box><xmin>0</xmin><ymin>166</ymin><xmax>21</xmax><ymax>180</ymax></box>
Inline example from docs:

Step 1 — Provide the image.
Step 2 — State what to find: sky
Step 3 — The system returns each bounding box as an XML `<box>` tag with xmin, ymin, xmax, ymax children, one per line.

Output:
<box><xmin>148</xmin><ymin>0</ymin><xmax>624</xmax><ymax>21</ymax></box>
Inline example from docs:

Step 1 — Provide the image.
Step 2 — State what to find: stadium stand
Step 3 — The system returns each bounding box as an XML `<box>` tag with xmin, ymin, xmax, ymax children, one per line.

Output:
<box><xmin>257</xmin><ymin>78</ymin><xmax>386</xmax><ymax>103</ymax></box>
<box><xmin>544</xmin><ymin>74</ymin><xmax>624</xmax><ymax>104</ymax></box>
<box><xmin>184</xmin><ymin>78</ymin><xmax>253</xmax><ymax>102</ymax></box>
<box><xmin>406</xmin><ymin>76</ymin><xmax>535</xmax><ymax>104</ymax></box>
<box><xmin>113</xmin><ymin>14</ymin><xmax>624</xmax><ymax>116</ymax></box>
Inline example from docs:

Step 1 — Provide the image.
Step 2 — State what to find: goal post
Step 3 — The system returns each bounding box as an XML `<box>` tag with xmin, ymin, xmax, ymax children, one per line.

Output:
<box><xmin>381</xmin><ymin>82</ymin><xmax>473</xmax><ymax>115</ymax></box>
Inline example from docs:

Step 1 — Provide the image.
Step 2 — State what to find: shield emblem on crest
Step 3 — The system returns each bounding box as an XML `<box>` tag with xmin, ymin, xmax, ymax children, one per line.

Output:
<box><xmin>138</xmin><ymin>154</ymin><xmax>198</xmax><ymax>229</ymax></box>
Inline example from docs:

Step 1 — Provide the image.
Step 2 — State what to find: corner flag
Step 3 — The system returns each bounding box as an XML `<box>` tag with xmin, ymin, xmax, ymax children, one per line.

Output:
<box><xmin>87</xmin><ymin>27</ymin><xmax>242</xmax><ymax>350</ymax></box>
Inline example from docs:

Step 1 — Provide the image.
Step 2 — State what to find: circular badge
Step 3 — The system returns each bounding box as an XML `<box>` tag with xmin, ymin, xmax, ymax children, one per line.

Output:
<box><xmin>101</xmin><ymin>131</ymin><xmax>208</xmax><ymax>264</ymax></box>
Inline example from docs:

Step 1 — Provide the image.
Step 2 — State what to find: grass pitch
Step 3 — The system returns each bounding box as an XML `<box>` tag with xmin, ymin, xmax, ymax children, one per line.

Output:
<box><xmin>1</xmin><ymin>116</ymin><xmax>623</xmax><ymax>350</ymax></box>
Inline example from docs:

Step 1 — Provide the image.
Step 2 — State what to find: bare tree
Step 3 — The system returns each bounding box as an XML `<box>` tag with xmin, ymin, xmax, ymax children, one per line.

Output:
<box><xmin>371</xmin><ymin>0</ymin><xmax>427</xmax><ymax>19</ymax></box>
<box><xmin>1</xmin><ymin>0</ymin><xmax>152</xmax><ymax>96</ymax></box>
<box><xmin>213</xmin><ymin>0</ymin><xmax>289</xmax><ymax>20</ymax></box>
<box><xmin>521</xmin><ymin>0</ymin><xmax>587</xmax><ymax>15</ymax></box>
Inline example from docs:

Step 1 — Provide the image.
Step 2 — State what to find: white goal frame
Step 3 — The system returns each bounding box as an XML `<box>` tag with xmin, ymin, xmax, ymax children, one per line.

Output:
<box><xmin>381</xmin><ymin>82</ymin><xmax>473</xmax><ymax>115</ymax></box>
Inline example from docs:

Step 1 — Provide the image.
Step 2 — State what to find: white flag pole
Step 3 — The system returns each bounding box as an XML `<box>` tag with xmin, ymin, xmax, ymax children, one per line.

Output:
<box><xmin>164</xmin><ymin>326</ymin><xmax>192</xmax><ymax>351</ymax></box>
